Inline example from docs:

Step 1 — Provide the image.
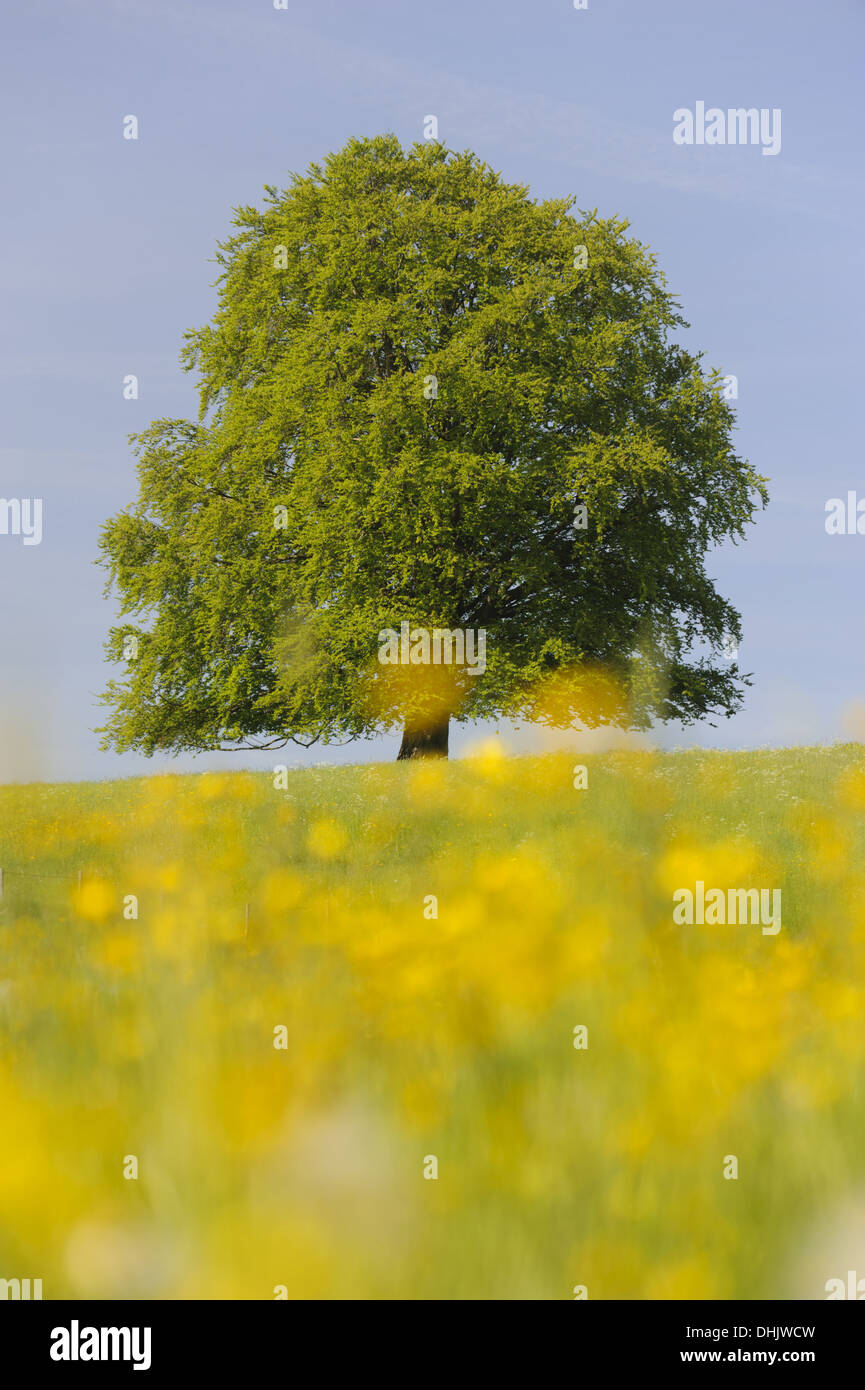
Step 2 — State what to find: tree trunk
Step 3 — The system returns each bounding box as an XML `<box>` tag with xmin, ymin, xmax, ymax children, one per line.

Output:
<box><xmin>397</xmin><ymin>716</ymin><xmax>450</xmax><ymax>760</ymax></box>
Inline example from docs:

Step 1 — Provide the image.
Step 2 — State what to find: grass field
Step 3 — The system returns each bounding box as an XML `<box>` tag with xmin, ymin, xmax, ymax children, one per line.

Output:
<box><xmin>2</xmin><ymin>742</ymin><xmax>865</xmax><ymax>1299</ymax></box>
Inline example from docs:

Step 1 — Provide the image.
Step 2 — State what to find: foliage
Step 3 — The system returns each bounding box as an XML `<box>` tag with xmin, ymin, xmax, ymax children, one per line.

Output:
<box><xmin>99</xmin><ymin>135</ymin><xmax>767</xmax><ymax>755</ymax></box>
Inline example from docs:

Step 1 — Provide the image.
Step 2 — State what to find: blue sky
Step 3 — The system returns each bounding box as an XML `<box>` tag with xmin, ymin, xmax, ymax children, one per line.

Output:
<box><xmin>1</xmin><ymin>0</ymin><xmax>862</xmax><ymax>781</ymax></box>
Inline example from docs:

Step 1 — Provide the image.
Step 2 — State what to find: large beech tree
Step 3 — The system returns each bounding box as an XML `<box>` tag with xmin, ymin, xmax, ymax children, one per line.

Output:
<box><xmin>99</xmin><ymin>134</ymin><xmax>767</xmax><ymax>759</ymax></box>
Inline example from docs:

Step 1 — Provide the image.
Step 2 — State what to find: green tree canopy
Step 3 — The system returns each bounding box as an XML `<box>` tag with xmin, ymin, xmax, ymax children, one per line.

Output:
<box><xmin>99</xmin><ymin>134</ymin><xmax>767</xmax><ymax>759</ymax></box>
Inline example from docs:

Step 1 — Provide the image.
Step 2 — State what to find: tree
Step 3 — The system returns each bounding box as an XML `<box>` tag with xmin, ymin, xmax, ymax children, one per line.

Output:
<box><xmin>98</xmin><ymin>134</ymin><xmax>767</xmax><ymax>760</ymax></box>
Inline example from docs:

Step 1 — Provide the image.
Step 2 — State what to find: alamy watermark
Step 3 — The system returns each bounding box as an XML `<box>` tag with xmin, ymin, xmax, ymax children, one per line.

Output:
<box><xmin>50</xmin><ymin>1321</ymin><xmax>151</xmax><ymax>1371</ymax></box>
<box><xmin>825</xmin><ymin>493</ymin><xmax>865</xmax><ymax>534</ymax></box>
<box><xmin>825</xmin><ymin>1271</ymin><xmax>865</xmax><ymax>1299</ymax></box>
<box><xmin>673</xmin><ymin>881</ymin><xmax>782</xmax><ymax>935</ymax></box>
<box><xmin>378</xmin><ymin>622</ymin><xmax>487</xmax><ymax>674</ymax></box>
<box><xmin>1</xmin><ymin>1277</ymin><xmax>42</xmax><ymax>1299</ymax></box>
<box><xmin>0</xmin><ymin>497</ymin><xmax>42</xmax><ymax>545</ymax></box>
<box><xmin>673</xmin><ymin>103</ymin><xmax>781</xmax><ymax>157</ymax></box>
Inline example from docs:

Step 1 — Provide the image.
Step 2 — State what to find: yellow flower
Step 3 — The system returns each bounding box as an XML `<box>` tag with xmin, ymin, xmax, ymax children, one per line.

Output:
<box><xmin>645</xmin><ymin>1256</ymin><xmax>721</xmax><ymax>1300</ymax></box>
<box><xmin>75</xmin><ymin>878</ymin><xmax>116</xmax><ymax>922</ymax></box>
<box><xmin>306</xmin><ymin>818</ymin><xmax>347</xmax><ymax>859</ymax></box>
<box><xmin>262</xmin><ymin>869</ymin><xmax>305</xmax><ymax>915</ymax></box>
<box><xmin>94</xmin><ymin>931</ymin><xmax>140</xmax><ymax>975</ymax></box>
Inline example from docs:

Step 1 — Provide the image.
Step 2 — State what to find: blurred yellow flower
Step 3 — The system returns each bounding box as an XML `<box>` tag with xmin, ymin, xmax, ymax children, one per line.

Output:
<box><xmin>306</xmin><ymin>818</ymin><xmax>348</xmax><ymax>859</ymax></box>
<box><xmin>75</xmin><ymin>878</ymin><xmax>116</xmax><ymax>923</ymax></box>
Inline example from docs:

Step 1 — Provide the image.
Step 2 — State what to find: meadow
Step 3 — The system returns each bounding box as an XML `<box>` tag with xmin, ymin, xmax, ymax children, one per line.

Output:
<box><xmin>1</xmin><ymin>742</ymin><xmax>864</xmax><ymax>1300</ymax></box>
